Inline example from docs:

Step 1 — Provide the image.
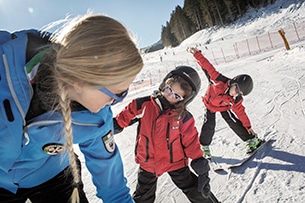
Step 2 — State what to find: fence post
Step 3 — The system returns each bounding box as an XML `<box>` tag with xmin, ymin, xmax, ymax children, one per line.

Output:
<box><xmin>293</xmin><ymin>23</ymin><xmax>300</xmax><ymax>41</ymax></box>
<box><xmin>246</xmin><ymin>39</ymin><xmax>251</xmax><ymax>55</ymax></box>
<box><xmin>256</xmin><ymin>36</ymin><xmax>261</xmax><ymax>52</ymax></box>
<box><xmin>211</xmin><ymin>50</ymin><xmax>218</xmax><ymax>65</ymax></box>
<box><xmin>221</xmin><ymin>48</ymin><xmax>227</xmax><ymax>63</ymax></box>
<box><xmin>233</xmin><ymin>42</ymin><xmax>239</xmax><ymax>59</ymax></box>
<box><xmin>278</xmin><ymin>29</ymin><xmax>290</xmax><ymax>50</ymax></box>
<box><xmin>158</xmin><ymin>69</ymin><xmax>161</xmax><ymax>84</ymax></box>
<box><xmin>268</xmin><ymin>32</ymin><xmax>273</xmax><ymax>49</ymax></box>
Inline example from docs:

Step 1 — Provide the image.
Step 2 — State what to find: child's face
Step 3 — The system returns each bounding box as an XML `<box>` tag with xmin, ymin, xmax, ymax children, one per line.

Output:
<box><xmin>163</xmin><ymin>82</ymin><xmax>185</xmax><ymax>105</ymax></box>
<box><xmin>229</xmin><ymin>84</ymin><xmax>243</xmax><ymax>98</ymax></box>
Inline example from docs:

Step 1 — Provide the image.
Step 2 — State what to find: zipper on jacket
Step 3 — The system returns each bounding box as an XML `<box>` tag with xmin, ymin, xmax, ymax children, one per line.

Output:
<box><xmin>180</xmin><ymin>134</ymin><xmax>188</xmax><ymax>166</ymax></box>
<box><xmin>135</xmin><ymin>133</ymin><xmax>150</xmax><ymax>162</ymax></box>
<box><xmin>3</xmin><ymin>54</ymin><xmax>33</xmax><ymax>126</ymax></box>
<box><xmin>169</xmin><ymin>143</ymin><xmax>173</xmax><ymax>163</ymax></box>
<box><xmin>23</xmin><ymin>119</ymin><xmax>100</xmax><ymax>145</ymax></box>
<box><xmin>166</xmin><ymin>123</ymin><xmax>170</xmax><ymax>149</ymax></box>
<box><xmin>24</xmin><ymin>119</ymin><xmax>100</xmax><ymax>130</ymax></box>
<box><xmin>145</xmin><ymin>136</ymin><xmax>149</xmax><ymax>162</ymax></box>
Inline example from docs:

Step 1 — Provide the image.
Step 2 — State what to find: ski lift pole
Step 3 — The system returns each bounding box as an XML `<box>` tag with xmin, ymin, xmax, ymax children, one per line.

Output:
<box><xmin>278</xmin><ymin>29</ymin><xmax>290</xmax><ymax>50</ymax></box>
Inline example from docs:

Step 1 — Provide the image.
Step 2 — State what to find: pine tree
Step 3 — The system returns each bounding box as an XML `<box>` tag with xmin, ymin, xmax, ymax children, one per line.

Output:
<box><xmin>156</xmin><ymin>0</ymin><xmax>279</xmax><ymax>50</ymax></box>
<box><xmin>161</xmin><ymin>21</ymin><xmax>178</xmax><ymax>47</ymax></box>
<box><xmin>170</xmin><ymin>6</ymin><xmax>195</xmax><ymax>44</ymax></box>
<box><xmin>199</xmin><ymin>0</ymin><xmax>215</xmax><ymax>27</ymax></box>
<box><xmin>184</xmin><ymin>0</ymin><xmax>206</xmax><ymax>31</ymax></box>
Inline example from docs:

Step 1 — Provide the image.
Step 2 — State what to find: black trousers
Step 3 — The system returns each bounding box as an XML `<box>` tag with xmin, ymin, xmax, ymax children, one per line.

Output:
<box><xmin>200</xmin><ymin>109</ymin><xmax>254</xmax><ymax>145</ymax></box>
<box><xmin>0</xmin><ymin>156</ymin><xmax>88</xmax><ymax>203</ymax></box>
<box><xmin>132</xmin><ymin>166</ymin><xmax>212</xmax><ymax>203</ymax></box>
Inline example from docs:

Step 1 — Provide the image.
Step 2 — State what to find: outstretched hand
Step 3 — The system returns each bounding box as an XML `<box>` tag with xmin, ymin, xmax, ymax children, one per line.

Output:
<box><xmin>189</xmin><ymin>47</ymin><xmax>199</xmax><ymax>54</ymax></box>
<box><xmin>247</xmin><ymin>128</ymin><xmax>256</xmax><ymax>135</ymax></box>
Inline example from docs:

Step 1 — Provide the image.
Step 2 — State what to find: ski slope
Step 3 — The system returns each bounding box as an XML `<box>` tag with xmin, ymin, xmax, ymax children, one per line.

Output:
<box><xmin>77</xmin><ymin>1</ymin><xmax>305</xmax><ymax>202</ymax></box>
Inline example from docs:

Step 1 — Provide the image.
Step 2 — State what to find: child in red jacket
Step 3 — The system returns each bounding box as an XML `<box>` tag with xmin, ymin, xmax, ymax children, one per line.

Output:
<box><xmin>114</xmin><ymin>66</ymin><xmax>213</xmax><ymax>203</ymax></box>
<box><xmin>190</xmin><ymin>47</ymin><xmax>261</xmax><ymax>158</ymax></box>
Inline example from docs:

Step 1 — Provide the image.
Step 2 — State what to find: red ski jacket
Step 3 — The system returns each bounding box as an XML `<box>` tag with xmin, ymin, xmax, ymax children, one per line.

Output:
<box><xmin>193</xmin><ymin>51</ymin><xmax>251</xmax><ymax>129</ymax></box>
<box><xmin>116</xmin><ymin>95</ymin><xmax>203</xmax><ymax>177</ymax></box>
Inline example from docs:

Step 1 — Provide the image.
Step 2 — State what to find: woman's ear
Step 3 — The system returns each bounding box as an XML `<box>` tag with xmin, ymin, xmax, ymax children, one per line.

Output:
<box><xmin>73</xmin><ymin>82</ymin><xmax>83</xmax><ymax>93</ymax></box>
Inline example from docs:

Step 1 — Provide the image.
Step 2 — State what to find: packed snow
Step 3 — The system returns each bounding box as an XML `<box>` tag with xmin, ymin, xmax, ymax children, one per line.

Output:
<box><xmin>76</xmin><ymin>0</ymin><xmax>305</xmax><ymax>202</ymax></box>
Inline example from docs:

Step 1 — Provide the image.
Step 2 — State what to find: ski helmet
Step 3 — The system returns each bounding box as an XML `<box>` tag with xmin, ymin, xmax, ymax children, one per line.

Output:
<box><xmin>229</xmin><ymin>74</ymin><xmax>253</xmax><ymax>96</ymax></box>
<box><xmin>159</xmin><ymin>66</ymin><xmax>201</xmax><ymax>105</ymax></box>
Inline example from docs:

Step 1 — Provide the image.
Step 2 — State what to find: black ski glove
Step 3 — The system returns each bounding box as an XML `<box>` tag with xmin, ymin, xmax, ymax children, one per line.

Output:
<box><xmin>113</xmin><ymin>118</ymin><xmax>124</xmax><ymax>134</ymax></box>
<box><xmin>191</xmin><ymin>157</ymin><xmax>211</xmax><ymax>198</ymax></box>
<box><xmin>113</xmin><ymin>117</ymin><xmax>139</xmax><ymax>134</ymax></box>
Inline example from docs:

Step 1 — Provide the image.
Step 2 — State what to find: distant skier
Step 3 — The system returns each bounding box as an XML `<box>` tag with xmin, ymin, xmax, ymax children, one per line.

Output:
<box><xmin>189</xmin><ymin>47</ymin><xmax>262</xmax><ymax>158</ymax></box>
<box><xmin>114</xmin><ymin>66</ymin><xmax>213</xmax><ymax>203</ymax></box>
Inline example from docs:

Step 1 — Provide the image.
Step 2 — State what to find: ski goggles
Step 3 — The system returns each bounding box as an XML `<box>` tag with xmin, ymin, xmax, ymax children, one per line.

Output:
<box><xmin>98</xmin><ymin>87</ymin><xmax>128</xmax><ymax>105</ymax></box>
<box><xmin>235</xmin><ymin>84</ymin><xmax>243</xmax><ymax>96</ymax></box>
<box><xmin>164</xmin><ymin>85</ymin><xmax>184</xmax><ymax>101</ymax></box>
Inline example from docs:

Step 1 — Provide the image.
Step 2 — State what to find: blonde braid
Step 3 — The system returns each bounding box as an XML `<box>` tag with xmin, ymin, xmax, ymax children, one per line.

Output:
<box><xmin>41</xmin><ymin>14</ymin><xmax>144</xmax><ymax>202</ymax></box>
<box><xmin>57</xmin><ymin>81</ymin><xmax>80</xmax><ymax>203</ymax></box>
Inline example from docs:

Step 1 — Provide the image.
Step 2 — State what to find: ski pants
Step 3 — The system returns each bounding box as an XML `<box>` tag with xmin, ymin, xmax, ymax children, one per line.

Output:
<box><xmin>0</xmin><ymin>155</ymin><xmax>88</xmax><ymax>203</ymax></box>
<box><xmin>200</xmin><ymin>109</ymin><xmax>255</xmax><ymax>145</ymax></box>
<box><xmin>132</xmin><ymin>166</ymin><xmax>213</xmax><ymax>203</ymax></box>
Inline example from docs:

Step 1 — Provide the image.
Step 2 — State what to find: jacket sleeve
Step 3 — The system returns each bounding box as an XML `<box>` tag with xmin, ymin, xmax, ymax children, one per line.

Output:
<box><xmin>116</xmin><ymin>98</ymin><xmax>142</xmax><ymax>128</ymax></box>
<box><xmin>113</xmin><ymin>117</ymin><xmax>124</xmax><ymax>134</ymax></box>
<box><xmin>180</xmin><ymin>112</ymin><xmax>203</xmax><ymax>160</ymax></box>
<box><xmin>76</xmin><ymin>107</ymin><xmax>133</xmax><ymax>203</ymax></box>
<box><xmin>193</xmin><ymin>51</ymin><xmax>221</xmax><ymax>82</ymax></box>
<box><xmin>232</xmin><ymin>99</ymin><xmax>251</xmax><ymax>129</ymax></box>
<box><xmin>79</xmin><ymin>137</ymin><xmax>133</xmax><ymax>203</ymax></box>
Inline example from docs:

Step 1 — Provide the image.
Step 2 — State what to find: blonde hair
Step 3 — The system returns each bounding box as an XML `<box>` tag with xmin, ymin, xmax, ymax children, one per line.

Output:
<box><xmin>41</xmin><ymin>14</ymin><xmax>143</xmax><ymax>203</ymax></box>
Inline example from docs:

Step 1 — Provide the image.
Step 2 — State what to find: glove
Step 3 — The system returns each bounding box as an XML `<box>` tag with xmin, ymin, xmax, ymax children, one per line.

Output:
<box><xmin>113</xmin><ymin>117</ymin><xmax>139</xmax><ymax>134</ymax></box>
<box><xmin>190</xmin><ymin>47</ymin><xmax>199</xmax><ymax>54</ymax></box>
<box><xmin>191</xmin><ymin>157</ymin><xmax>211</xmax><ymax>198</ymax></box>
<box><xmin>247</xmin><ymin>128</ymin><xmax>256</xmax><ymax>135</ymax></box>
<box><xmin>113</xmin><ymin>118</ymin><xmax>124</xmax><ymax>134</ymax></box>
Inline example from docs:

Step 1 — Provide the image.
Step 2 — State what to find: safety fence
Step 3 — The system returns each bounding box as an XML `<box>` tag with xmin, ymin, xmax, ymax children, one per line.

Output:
<box><xmin>203</xmin><ymin>21</ymin><xmax>305</xmax><ymax>65</ymax></box>
<box><xmin>130</xmin><ymin>20</ymin><xmax>305</xmax><ymax>91</ymax></box>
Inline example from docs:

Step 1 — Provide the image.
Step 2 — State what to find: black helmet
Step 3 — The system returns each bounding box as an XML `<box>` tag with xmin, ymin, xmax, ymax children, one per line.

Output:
<box><xmin>229</xmin><ymin>74</ymin><xmax>253</xmax><ymax>96</ymax></box>
<box><xmin>159</xmin><ymin>66</ymin><xmax>201</xmax><ymax>105</ymax></box>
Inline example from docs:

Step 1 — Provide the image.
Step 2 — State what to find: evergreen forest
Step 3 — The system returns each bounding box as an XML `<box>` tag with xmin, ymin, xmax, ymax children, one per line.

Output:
<box><xmin>161</xmin><ymin>0</ymin><xmax>278</xmax><ymax>48</ymax></box>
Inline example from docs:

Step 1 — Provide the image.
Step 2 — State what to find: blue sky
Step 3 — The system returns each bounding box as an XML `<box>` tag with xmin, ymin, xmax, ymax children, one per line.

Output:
<box><xmin>0</xmin><ymin>0</ymin><xmax>184</xmax><ymax>48</ymax></box>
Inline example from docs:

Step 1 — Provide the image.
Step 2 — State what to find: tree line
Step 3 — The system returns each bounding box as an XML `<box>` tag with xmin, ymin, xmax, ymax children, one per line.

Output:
<box><xmin>161</xmin><ymin>0</ymin><xmax>277</xmax><ymax>47</ymax></box>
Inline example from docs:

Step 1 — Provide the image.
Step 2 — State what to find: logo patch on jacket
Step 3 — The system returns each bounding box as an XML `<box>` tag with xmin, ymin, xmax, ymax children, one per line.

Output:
<box><xmin>102</xmin><ymin>130</ymin><xmax>115</xmax><ymax>153</ymax></box>
<box><xmin>172</xmin><ymin>125</ymin><xmax>179</xmax><ymax>130</ymax></box>
<box><xmin>42</xmin><ymin>143</ymin><xmax>65</xmax><ymax>155</ymax></box>
<box><xmin>172</xmin><ymin>121</ymin><xmax>180</xmax><ymax>130</ymax></box>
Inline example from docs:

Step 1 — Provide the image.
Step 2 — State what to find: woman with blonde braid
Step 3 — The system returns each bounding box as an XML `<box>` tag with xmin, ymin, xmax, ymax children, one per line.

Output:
<box><xmin>0</xmin><ymin>14</ymin><xmax>143</xmax><ymax>203</ymax></box>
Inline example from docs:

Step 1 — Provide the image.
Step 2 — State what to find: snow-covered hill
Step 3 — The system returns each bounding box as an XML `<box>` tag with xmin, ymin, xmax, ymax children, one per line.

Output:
<box><xmin>77</xmin><ymin>0</ymin><xmax>305</xmax><ymax>202</ymax></box>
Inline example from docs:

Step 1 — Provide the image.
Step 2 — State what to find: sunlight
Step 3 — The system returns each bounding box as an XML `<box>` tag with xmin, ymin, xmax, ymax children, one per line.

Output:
<box><xmin>28</xmin><ymin>7</ymin><xmax>34</xmax><ymax>14</ymax></box>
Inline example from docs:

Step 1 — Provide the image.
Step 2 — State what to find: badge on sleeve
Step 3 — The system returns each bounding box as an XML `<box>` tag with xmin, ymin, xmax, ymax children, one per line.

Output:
<box><xmin>102</xmin><ymin>130</ymin><xmax>115</xmax><ymax>153</ymax></box>
<box><xmin>42</xmin><ymin>143</ymin><xmax>66</xmax><ymax>155</ymax></box>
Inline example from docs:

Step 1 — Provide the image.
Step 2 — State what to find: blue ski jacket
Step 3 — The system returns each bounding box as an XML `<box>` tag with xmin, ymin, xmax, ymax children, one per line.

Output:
<box><xmin>0</xmin><ymin>30</ymin><xmax>132</xmax><ymax>203</ymax></box>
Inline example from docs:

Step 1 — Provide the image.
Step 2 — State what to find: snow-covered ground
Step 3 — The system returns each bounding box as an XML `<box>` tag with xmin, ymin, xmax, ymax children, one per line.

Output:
<box><xmin>77</xmin><ymin>0</ymin><xmax>305</xmax><ymax>202</ymax></box>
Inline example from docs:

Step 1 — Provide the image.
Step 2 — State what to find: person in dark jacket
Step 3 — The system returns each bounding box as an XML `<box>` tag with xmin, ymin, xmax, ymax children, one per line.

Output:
<box><xmin>114</xmin><ymin>66</ymin><xmax>212</xmax><ymax>203</ymax></box>
<box><xmin>189</xmin><ymin>47</ymin><xmax>261</xmax><ymax>158</ymax></box>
